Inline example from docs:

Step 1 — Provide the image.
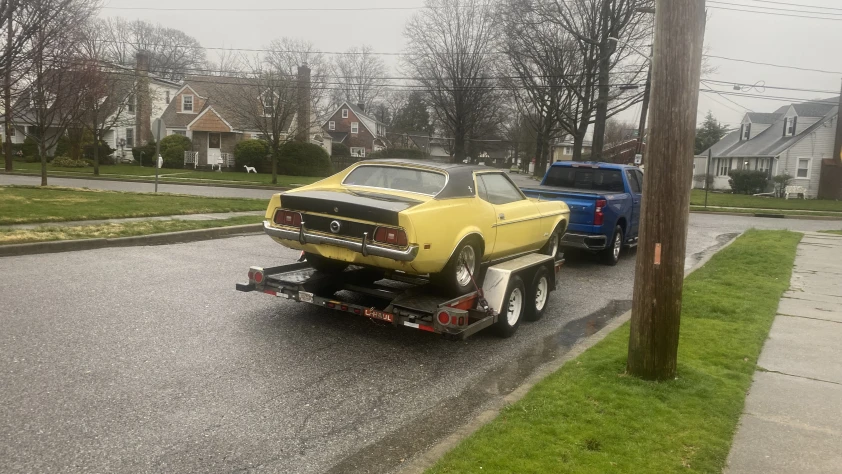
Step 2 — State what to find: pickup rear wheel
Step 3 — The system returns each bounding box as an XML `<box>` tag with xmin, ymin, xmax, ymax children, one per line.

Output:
<box><xmin>305</xmin><ymin>252</ymin><xmax>349</xmax><ymax>274</ymax></box>
<box><xmin>431</xmin><ymin>239</ymin><xmax>483</xmax><ymax>297</ymax></box>
<box><xmin>493</xmin><ymin>275</ymin><xmax>526</xmax><ymax>337</ymax></box>
<box><xmin>601</xmin><ymin>226</ymin><xmax>623</xmax><ymax>266</ymax></box>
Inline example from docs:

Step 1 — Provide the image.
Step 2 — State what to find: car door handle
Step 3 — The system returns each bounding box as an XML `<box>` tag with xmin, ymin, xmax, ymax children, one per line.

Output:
<box><xmin>499</xmin><ymin>213</ymin><xmax>505</xmax><ymax>220</ymax></box>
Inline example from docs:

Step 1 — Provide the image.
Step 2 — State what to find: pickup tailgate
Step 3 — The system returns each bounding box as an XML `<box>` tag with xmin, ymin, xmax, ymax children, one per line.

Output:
<box><xmin>522</xmin><ymin>187</ymin><xmax>598</xmax><ymax>227</ymax></box>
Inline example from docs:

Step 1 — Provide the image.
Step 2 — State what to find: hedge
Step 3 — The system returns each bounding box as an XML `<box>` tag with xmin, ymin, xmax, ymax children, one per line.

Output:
<box><xmin>158</xmin><ymin>134</ymin><xmax>192</xmax><ymax>169</ymax></box>
<box><xmin>131</xmin><ymin>142</ymin><xmax>157</xmax><ymax>166</ymax></box>
<box><xmin>331</xmin><ymin>142</ymin><xmax>350</xmax><ymax>157</ymax></box>
<box><xmin>276</xmin><ymin>142</ymin><xmax>333</xmax><ymax>177</ymax></box>
<box><xmin>235</xmin><ymin>139</ymin><xmax>270</xmax><ymax>172</ymax></box>
<box><xmin>728</xmin><ymin>170</ymin><xmax>770</xmax><ymax>195</ymax></box>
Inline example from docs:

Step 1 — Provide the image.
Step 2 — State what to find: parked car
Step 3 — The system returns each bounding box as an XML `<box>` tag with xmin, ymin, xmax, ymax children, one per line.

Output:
<box><xmin>263</xmin><ymin>159</ymin><xmax>570</xmax><ymax>296</ymax></box>
<box><xmin>520</xmin><ymin>161</ymin><xmax>643</xmax><ymax>265</ymax></box>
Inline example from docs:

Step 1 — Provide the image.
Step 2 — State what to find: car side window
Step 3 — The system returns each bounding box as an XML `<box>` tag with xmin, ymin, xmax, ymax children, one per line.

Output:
<box><xmin>625</xmin><ymin>170</ymin><xmax>641</xmax><ymax>194</ymax></box>
<box><xmin>478</xmin><ymin>173</ymin><xmax>524</xmax><ymax>205</ymax></box>
<box><xmin>475</xmin><ymin>174</ymin><xmax>488</xmax><ymax>201</ymax></box>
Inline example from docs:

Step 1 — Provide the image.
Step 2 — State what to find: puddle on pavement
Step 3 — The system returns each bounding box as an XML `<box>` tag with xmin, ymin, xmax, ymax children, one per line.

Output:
<box><xmin>326</xmin><ymin>299</ymin><xmax>632</xmax><ymax>474</ymax></box>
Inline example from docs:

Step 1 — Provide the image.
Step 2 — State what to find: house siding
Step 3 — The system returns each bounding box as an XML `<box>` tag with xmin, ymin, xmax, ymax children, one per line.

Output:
<box><xmin>173</xmin><ymin>88</ymin><xmax>206</xmax><ymax>117</ymax></box>
<box><xmin>190</xmin><ymin>110</ymin><xmax>231</xmax><ymax>133</ymax></box>
<box><xmin>192</xmin><ymin>131</ymin><xmax>208</xmax><ymax>166</ymax></box>
<box><xmin>778</xmin><ymin>116</ymin><xmax>836</xmax><ymax>198</ymax></box>
<box><xmin>323</xmin><ymin>105</ymin><xmax>380</xmax><ymax>154</ymax></box>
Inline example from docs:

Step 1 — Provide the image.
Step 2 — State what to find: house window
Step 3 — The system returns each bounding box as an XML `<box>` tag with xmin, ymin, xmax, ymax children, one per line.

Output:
<box><xmin>342</xmin><ymin>109</ymin><xmax>348</xmax><ymax>118</ymax></box>
<box><xmin>784</xmin><ymin>117</ymin><xmax>796</xmax><ymax>136</ymax></box>
<box><xmin>350</xmin><ymin>147</ymin><xmax>365</xmax><ymax>157</ymax></box>
<box><xmin>125</xmin><ymin>128</ymin><xmax>134</xmax><ymax>147</ymax></box>
<box><xmin>716</xmin><ymin>158</ymin><xmax>730</xmax><ymax>177</ymax></box>
<box><xmin>182</xmin><ymin>95</ymin><xmax>193</xmax><ymax>112</ymax></box>
<box><xmin>165</xmin><ymin>91</ymin><xmax>171</xmax><ymax>104</ymax></box>
<box><xmin>262</xmin><ymin>93</ymin><xmax>274</xmax><ymax>116</ymax></box>
<box><xmin>563</xmin><ymin>147</ymin><xmax>572</xmax><ymax>155</ymax></box>
<box><xmin>328</xmin><ymin>121</ymin><xmax>335</xmax><ymax>131</ymax></box>
<box><xmin>127</xmin><ymin>94</ymin><xmax>135</xmax><ymax>113</ymax></box>
<box><xmin>797</xmin><ymin>158</ymin><xmax>810</xmax><ymax>178</ymax></box>
<box><xmin>741</xmin><ymin>123</ymin><xmax>750</xmax><ymax>140</ymax></box>
<box><xmin>351</xmin><ymin>122</ymin><xmax>359</xmax><ymax>134</ymax></box>
<box><xmin>173</xmin><ymin>130</ymin><xmax>187</xmax><ymax>136</ymax></box>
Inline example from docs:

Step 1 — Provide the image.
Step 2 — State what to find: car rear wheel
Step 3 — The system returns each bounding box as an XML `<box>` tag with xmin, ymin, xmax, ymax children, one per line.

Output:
<box><xmin>305</xmin><ymin>252</ymin><xmax>349</xmax><ymax>274</ymax></box>
<box><xmin>540</xmin><ymin>222</ymin><xmax>565</xmax><ymax>260</ymax></box>
<box><xmin>493</xmin><ymin>275</ymin><xmax>526</xmax><ymax>337</ymax></box>
<box><xmin>431</xmin><ymin>239</ymin><xmax>483</xmax><ymax>297</ymax></box>
<box><xmin>600</xmin><ymin>226</ymin><xmax>623</xmax><ymax>266</ymax></box>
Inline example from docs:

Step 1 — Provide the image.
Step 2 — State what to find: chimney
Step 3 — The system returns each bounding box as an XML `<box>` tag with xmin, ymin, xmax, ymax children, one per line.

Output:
<box><xmin>295</xmin><ymin>64</ymin><xmax>311</xmax><ymax>143</ymax></box>
<box><xmin>357</xmin><ymin>103</ymin><xmax>365</xmax><ymax>113</ymax></box>
<box><xmin>135</xmin><ymin>51</ymin><xmax>152</xmax><ymax>145</ymax></box>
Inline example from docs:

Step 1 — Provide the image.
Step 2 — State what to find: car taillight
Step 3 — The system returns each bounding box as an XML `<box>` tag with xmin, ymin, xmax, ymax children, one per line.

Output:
<box><xmin>273</xmin><ymin>209</ymin><xmax>302</xmax><ymax>227</ymax></box>
<box><xmin>594</xmin><ymin>199</ymin><xmax>607</xmax><ymax>226</ymax></box>
<box><xmin>373</xmin><ymin>227</ymin><xmax>408</xmax><ymax>246</ymax></box>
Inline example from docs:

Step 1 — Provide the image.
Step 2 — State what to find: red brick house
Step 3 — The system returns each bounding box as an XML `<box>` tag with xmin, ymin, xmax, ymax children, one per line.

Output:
<box><xmin>322</xmin><ymin>102</ymin><xmax>388</xmax><ymax>157</ymax></box>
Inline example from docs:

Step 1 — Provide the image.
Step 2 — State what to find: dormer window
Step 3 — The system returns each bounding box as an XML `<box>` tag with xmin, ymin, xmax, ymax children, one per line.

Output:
<box><xmin>741</xmin><ymin>123</ymin><xmax>750</xmax><ymax>140</ymax></box>
<box><xmin>165</xmin><ymin>91</ymin><xmax>171</xmax><ymax>104</ymax></box>
<box><xmin>342</xmin><ymin>109</ymin><xmax>348</xmax><ymax>118</ymax></box>
<box><xmin>262</xmin><ymin>92</ymin><xmax>274</xmax><ymax>116</ymax></box>
<box><xmin>783</xmin><ymin>116</ymin><xmax>797</xmax><ymax>137</ymax></box>
<box><xmin>182</xmin><ymin>94</ymin><xmax>193</xmax><ymax>112</ymax></box>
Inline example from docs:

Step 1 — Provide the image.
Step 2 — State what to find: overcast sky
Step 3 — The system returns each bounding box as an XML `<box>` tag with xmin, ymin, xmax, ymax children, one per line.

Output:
<box><xmin>99</xmin><ymin>0</ymin><xmax>842</xmax><ymax>131</ymax></box>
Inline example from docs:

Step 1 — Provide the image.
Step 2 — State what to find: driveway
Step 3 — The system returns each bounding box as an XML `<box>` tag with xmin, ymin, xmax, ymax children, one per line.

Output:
<box><xmin>0</xmin><ymin>215</ymin><xmax>839</xmax><ymax>473</ymax></box>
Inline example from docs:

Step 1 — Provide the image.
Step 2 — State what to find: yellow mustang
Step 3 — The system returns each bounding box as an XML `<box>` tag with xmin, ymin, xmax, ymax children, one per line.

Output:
<box><xmin>264</xmin><ymin>159</ymin><xmax>570</xmax><ymax>296</ymax></box>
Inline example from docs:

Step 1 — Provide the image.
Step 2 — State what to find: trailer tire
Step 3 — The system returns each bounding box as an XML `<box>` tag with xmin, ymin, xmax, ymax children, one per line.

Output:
<box><xmin>305</xmin><ymin>252</ymin><xmax>349</xmax><ymax>274</ymax></box>
<box><xmin>431</xmin><ymin>239</ymin><xmax>483</xmax><ymax>297</ymax></box>
<box><xmin>493</xmin><ymin>275</ymin><xmax>526</xmax><ymax>338</ymax></box>
<box><xmin>525</xmin><ymin>266</ymin><xmax>550</xmax><ymax>322</ymax></box>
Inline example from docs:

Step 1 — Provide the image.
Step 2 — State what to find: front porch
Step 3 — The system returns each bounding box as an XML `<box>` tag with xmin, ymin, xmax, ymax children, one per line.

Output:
<box><xmin>186</xmin><ymin>131</ymin><xmax>242</xmax><ymax>170</ymax></box>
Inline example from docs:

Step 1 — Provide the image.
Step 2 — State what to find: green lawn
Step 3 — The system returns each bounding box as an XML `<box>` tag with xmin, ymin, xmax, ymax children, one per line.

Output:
<box><xmin>8</xmin><ymin>162</ymin><xmax>322</xmax><ymax>187</ymax></box>
<box><xmin>0</xmin><ymin>186</ymin><xmax>267</xmax><ymax>225</ymax></box>
<box><xmin>0</xmin><ymin>215</ymin><xmax>261</xmax><ymax>245</ymax></box>
<box><xmin>690</xmin><ymin>206</ymin><xmax>842</xmax><ymax>218</ymax></box>
<box><xmin>691</xmin><ymin>189</ymin><xmax>842</xmax><ymax>213</ymax></box>
<box><xmin>820</xmin><ymin>230</ymin><xmax>842</xmax><ymax>235</ymax></box>
<box><xmin>429</xmin><ymin>230</ymin><xmax>801</xmax><ymax>474</ymax></box>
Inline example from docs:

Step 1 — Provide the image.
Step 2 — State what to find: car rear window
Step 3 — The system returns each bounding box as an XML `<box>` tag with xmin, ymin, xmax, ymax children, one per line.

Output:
<box><xmin>543</xmin><ymin>166</ymin><xmax>625</xmax><ymax>193</ymax></box>
<box><xmin>343</xmin><ymin>165</ymin><xmax>447</xmax><ymax>196</ymax></box>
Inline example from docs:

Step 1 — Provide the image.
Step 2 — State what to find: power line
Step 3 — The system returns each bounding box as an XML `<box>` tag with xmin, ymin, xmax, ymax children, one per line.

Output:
<box><xmin>698</xmin><ymin>88</ymin><xmax>839</xmax><ymax>104</ymax></box>
<box><xmin>102</xmin><ymin>5</ymin><xmax>426</xmax><ymax>11</ymax></box>
<box><xmin>704</xmin><ymin>55</ymin><xmax>842</xmax><ymax>75</ymax></box>
<box><xmin>710</xmin><ymin>0</ymin><xmax>842</xmax><ymax>16</ymax></box>
<box><xmin>707</xmin><ymin>3</ymin><xmax>842</xmax><ymax>20</ymax></box>
<box><xmin>701</xmin><ymin>78</ymin><xmax>839</xmax><ymax>95</ymax></box>
<box><xmin>744</xmin><ymin>0</ymin><xmax>842</xmax><ymax>12</ymax></box>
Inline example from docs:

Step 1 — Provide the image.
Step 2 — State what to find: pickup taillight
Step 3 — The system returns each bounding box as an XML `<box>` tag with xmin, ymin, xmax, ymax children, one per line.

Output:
<box><xmin>273</xmin><ymin>209</ymin><xmax>302</xmax><ymax>227</ymax></box>
<box><xmin>594</xmin><ymin>199</ymin><xmax>607</xmax><ymax>226</ymax></box>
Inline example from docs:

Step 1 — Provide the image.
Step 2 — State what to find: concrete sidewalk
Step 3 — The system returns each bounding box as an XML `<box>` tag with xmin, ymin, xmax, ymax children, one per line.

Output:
<box><xmin>0</xmin><ymin>211</ymin><xmax>263</xmax><ymax>230</ymax></box>
<box><xmin>725</xmin><ymin>232</ymin><xmax>842</xmax><ymax>473</ymax></box>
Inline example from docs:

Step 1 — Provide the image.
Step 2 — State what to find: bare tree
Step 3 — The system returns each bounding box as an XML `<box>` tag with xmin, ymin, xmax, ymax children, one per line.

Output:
<box><xmin>205</xmin><ymin>46</ymin><xmax>242</xmax><ymax>76</ymax></box>
<box><xmin>98</xmin><ymin>17</ymin><xmax>206</xmax><ymax>81</ymax></box>
<box><xmin>542</xmin><ymin>0</ymin><xmax>653</xmax><ymax>160</ymax></box>
<box><xmin>404</xmin><ymin>0</ymin><xmax>500</xmax><ymax>163</ymax></box>
<box><xmin>330</xmin><ymin>45</ymin><xmax>389</xmax><ymax>112</ymax></box>
<box><xmin>603</xmin><ymin>118</ymin><xmax>637</xmax><ymax>147</ymax></box>
<box><xmin>12</xmin><ymin>0</ymin><xmax>95</xmax><ymax>184</ymax></box>
<box><xmin>1</xmin><ymin>0</ymin><xmax>96</xmax><ymax>171</ymax></box>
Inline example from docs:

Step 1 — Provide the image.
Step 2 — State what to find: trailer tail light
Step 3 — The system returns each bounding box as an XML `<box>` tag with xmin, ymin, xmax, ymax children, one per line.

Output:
<box><xmin>248</xmin><ymin>267</ymin><xmax>265</xmax><ymax>285</ymax></box>
<box><xmin>594</xmin><ymin>199</ymin><xmax>607</xmax><ymax>226</ymax></box>
<box><xmin>373</xmin><ymin>227</ymin><xmax>408</xmax><ymax>246</ymax></box>
<box><xmin>435</xmin><ymin>308</ymin><xmax>469</xmax><ymax>328</ymax></box>
<box><xmin>437</xmin><ymin>311</ymin><xmax>450</xmax><ymax>325</ymax></box>
<box><xmin>273</xmin><ymin>209</ymin><xmax>302</xmax><ymax>227</ymax></box>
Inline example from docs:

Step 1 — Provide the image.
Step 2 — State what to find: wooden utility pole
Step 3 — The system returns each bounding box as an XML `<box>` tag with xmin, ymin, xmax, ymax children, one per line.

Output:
<box><xmin>627</xmin><ymin>0</ymin><xmax>706</xmax><ymax>380</ymax></box>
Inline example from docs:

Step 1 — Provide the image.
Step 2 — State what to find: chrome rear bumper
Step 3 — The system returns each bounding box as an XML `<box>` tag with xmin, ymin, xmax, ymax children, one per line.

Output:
<box><xmin>263</xmin><ymin>220</ymin><xmax>419</xmax><ymax>262</ymax></box>
<box><xmin>561</xmin><ymin>232</ymin><xmax>608</xmax><ymax>251</ymax></box>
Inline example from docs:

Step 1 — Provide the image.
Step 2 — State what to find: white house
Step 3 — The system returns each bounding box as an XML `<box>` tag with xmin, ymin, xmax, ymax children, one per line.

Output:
<box><xmin>695</xmin><ymin>97</ymin><xmax>839</xmax><ymax>198</ymax></box>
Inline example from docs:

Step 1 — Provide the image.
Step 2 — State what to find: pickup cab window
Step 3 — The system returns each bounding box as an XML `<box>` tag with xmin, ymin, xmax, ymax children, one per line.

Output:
<box><xmin>625</xmin><ymin>170</ymin><xmax>641</xmax><ymax>193</ymax></box>
<box><xmin>543</xmin><ymin>167</ymin><xmax>625</xmax><ymax>193</ymax></box>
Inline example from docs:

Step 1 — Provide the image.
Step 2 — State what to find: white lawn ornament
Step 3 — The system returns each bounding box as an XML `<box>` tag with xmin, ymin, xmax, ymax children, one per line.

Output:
<box><xmin>244</xmin><ymin>165</ymin><xmax>257</xmax><ymax>174</ymax></box>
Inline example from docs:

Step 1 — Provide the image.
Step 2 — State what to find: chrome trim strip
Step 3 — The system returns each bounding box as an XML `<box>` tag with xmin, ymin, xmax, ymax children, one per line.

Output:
<box><xmin>491</xmin><ymin>214</ymin><xmax>546</xmax><ymax>227</ymax></box>
<box><xmin>264</xmin><ymin>221</ymin><xmax>419</xmax><ymax>262</ymax></box>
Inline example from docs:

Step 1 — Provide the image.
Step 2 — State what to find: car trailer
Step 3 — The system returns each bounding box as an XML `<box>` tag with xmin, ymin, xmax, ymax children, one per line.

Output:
<box><xmin>236</xmin><ymin>253</ymin><xmax>563</xmax><ymax>339</ymax></box>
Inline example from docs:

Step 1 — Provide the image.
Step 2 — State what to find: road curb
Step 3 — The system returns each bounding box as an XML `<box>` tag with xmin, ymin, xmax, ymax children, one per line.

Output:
<box><xmin>0</xmin><ymin>224</ymin><xmax>263</xmax><ymax>258</ymax></box>
<box><xmin>0</xmin><ymin>171</ymin><xmax>293</xmax><ymax>191</ymax></box>
<box><xmin>690</xmin><ymin>210</ymin><xmax>842</xmax><ymax>221</ymax></box>
<box><xmin>397</xmin><ymin>232</ymin><xmax>743</xmax><ymax>474</ymax></box>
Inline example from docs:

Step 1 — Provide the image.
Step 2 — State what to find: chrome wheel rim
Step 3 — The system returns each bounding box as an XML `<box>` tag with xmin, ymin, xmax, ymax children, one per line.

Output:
<box><xmin>507</xmin><ymin>287</ymin><xmax>523</xmax><ymax>326</ymax></box>
<box><xmin>455</xmin><ymin>245</ymin><xmax>476</xmax><ymax>287</ymax></box>
<box><xmin>534</xmin><ymin>277</ymin><xmax>548</xmax><ymax>312</ymax></box>
<box><xmin>613</xmin><ymin>233</ymin><xmax>621</xmax><ymax>260</ymax></box>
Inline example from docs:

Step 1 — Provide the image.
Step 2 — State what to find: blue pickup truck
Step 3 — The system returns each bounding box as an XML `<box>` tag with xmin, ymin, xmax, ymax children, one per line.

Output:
<box><xmin>521</xmin><ymin>161</ymin><xmax>644</xmax><ymax>265</ymax></box>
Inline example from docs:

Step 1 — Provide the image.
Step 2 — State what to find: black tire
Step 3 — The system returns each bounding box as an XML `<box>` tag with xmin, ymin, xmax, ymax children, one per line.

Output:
<box><xmin>305</xmin><ymin>252</ymin><xmax>349</xmax><ymax>274</ymax></box>
<box><xmin>525</xmin><ymin>266</ymin><xmax>551</xmax><ymax>322</ymax></box>
<box><xmin>540</xmin><ymin>222</ymin><xmax>565</xmax><ymax>260</ymax></box>
<box><xmin>493</xmin><ymin>275</ymin><xmax>526</xmax><ymax>337</ymax></box>
<box><xmin>431</xmin><ymin>239</ymin><xmax>483</xmax><ymax>297</ymax></box>
<box><xmin>601</xmin><ymin>225</ymin><xmax>623</xmax><ymax>266</ymax></box>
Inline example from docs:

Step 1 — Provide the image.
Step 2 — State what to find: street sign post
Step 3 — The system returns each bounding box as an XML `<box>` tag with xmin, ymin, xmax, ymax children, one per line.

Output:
<box><xmin>634</xmin><ymin>154</ymin><xmax>642</xmax><ymax>165</ymax></box>
<box><xmin>151</xmin><ymin>118</ymin><xmax>166</xmax><ymax>193</ymax></box>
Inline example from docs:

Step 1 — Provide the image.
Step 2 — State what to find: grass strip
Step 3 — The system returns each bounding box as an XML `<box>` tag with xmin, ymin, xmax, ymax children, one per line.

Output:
<box><xmin>0</xmin><ymin>215</ymin><xmax>261</xmax><ymax>245</ymax></box>
<box><xmin>690</xmin><ymin>206</ymin><xmax>842</xmax><ymax>218</ymax></box>
<box><xmin>819</xmin><ymin>230</ymin><xmax>842</xmax><ymax>235</ymax></box>
<box><xmin>690</xmin><ymin>189</ymin><xmax>842</xmax><ymax>212</ymax></box>
<box><xmin>0</xmin><ymin>186</ymin><xmax>267</xmax><ymax>225</ymax></box>
<box><xmin>429</xmin><ymin>229</ymin><xmax>802</xmax><ymax>474</ymax></box>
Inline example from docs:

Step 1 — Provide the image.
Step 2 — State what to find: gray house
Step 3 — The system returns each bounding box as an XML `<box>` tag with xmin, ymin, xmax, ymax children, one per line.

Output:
<box><xmin>695</xmin><ymin>97</ymin><xmax>839</xmax><ymax>198</ymax></box>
